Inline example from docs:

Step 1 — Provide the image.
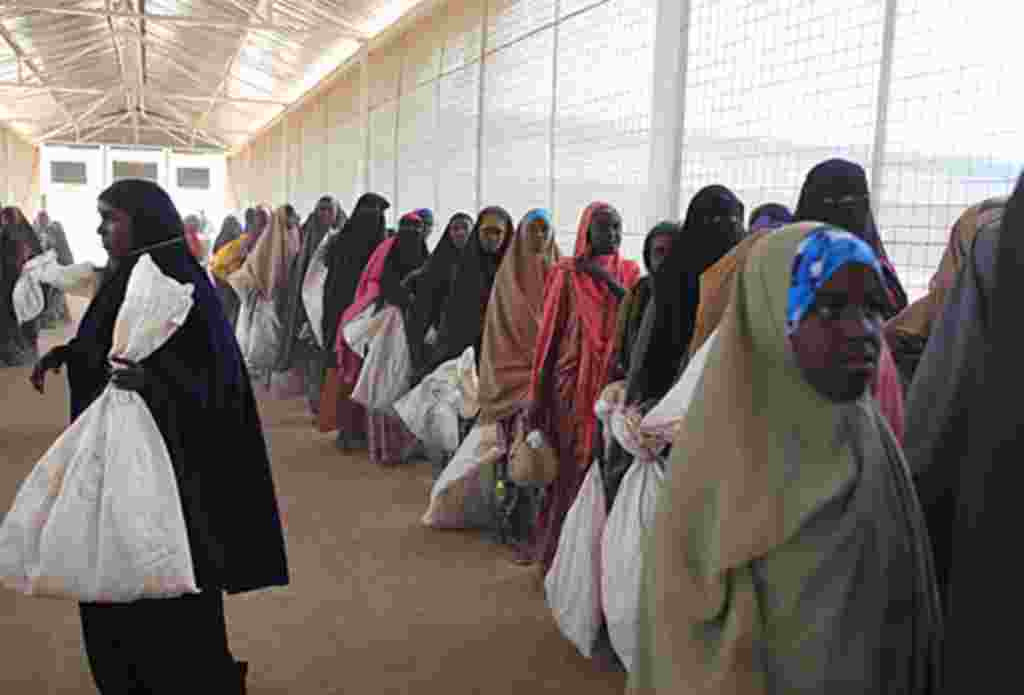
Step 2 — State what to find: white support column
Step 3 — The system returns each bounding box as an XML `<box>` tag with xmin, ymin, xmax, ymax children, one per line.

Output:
<box><xmin>321</xmin><ymin>95</ymin><xmax>330</xmax><ymax>196</ymax></box>
<box><xmin>360</xmin><ymin>43</ymin><xmax>371</xmax><ymax>194</ymax></box>
<box><xmin>163</xmin><ymin>147</ymin><xmax>171</xmax><ymax>190</ymax></box>
<box><xmin>433</xmin><ymin>13</ymin><xmax>445</xmax><ymax>217</ymax></box>
<box><xmin>548</xmin><ymin>0</ymin><xmax>560</xmax><ymax>218</ymax></box>
<box><xmin>869</xmin><ymin>0</ymin><xmax>899</xmax><ymax>220</ymax></box>
<box><xmin>646</xmin><ymin>0</ymin><xmax>692</xmax><ymax>228</ymax></box>
<box><xmin>474</xmin><ymin>0</ymin><xmax>489</xmax><ymax>212</ymax></box>
<box><xmin>394</xmin><ymin>37</ymin><xmax>405</xmax><ymax>218</ymax></box>
<box><xmin>282</xmin><ymin>115</ymin><xmax>289</xmax><ymax>205</ymax></box>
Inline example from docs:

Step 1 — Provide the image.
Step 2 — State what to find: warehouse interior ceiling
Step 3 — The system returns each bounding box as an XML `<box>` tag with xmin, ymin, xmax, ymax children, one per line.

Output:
<box><xmin>0</xmin><ymin>0</ymin><xmax>426</xmax><ymax>151</ymax></box>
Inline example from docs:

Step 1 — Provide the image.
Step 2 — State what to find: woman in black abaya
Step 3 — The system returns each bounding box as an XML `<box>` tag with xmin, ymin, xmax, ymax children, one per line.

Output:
<box><xmin>29</xmin><ymin>179</ymin><xmax>289</xmax><ymax>694</ymax></box>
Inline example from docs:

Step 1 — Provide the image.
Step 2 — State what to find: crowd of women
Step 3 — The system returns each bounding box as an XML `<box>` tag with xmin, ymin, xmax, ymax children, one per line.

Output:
<box><xmin>1</xmin><ymin>154</ymin><xmax>1018</xmax><ymax>692</ymax></box>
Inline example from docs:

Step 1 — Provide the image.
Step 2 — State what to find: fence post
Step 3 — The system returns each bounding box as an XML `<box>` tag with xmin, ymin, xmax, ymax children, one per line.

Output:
<box><xmin>870</xmin><ymin>0</ymin><xmax>899</xmax><ymax>222</ymax></box>
<box><xmin>646</xmin><ymin>0</ymin><xmax>692</xmax><ymax>228</ymax></box>
<box><xmin>474</xmin><ymin>0</ymin><xmax>489</xmax><ymax>213</ymax></box>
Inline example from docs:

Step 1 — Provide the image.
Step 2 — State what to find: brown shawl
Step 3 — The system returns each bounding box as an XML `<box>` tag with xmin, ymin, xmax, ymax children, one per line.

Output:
<box><xmin>230</xmin><ymin>205</ymin><xmax>294</xmax><ymax>296</ymax></box>
<box><xmin>476</xmin><ymin>210</ymin><xmax>560</xmax><ymax>425</ymax></box>
<box><xmin>886</xmin><ymin>196</ymin><xmax>1006</xmax><ymax>342</ymax></box>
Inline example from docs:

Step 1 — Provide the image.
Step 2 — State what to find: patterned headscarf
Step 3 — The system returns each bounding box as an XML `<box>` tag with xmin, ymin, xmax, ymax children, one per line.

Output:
<box><xmin>786</xmin><ymin>226</ymin><xmax>885</xmax><ymax>336</ymax></box>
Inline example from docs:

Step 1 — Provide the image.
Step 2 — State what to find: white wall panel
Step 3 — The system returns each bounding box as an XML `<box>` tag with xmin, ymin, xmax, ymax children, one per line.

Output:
<box><xmin>481</xmin><ymin>27</ymin><xmax>554</xmax><ymax>222</ymax></box>
<box><xmin>397</xmin><ymin>82</ymin><xmax>438</xmax><ymax>217</ymax></box>
<box><xmin>436</xmin><ymin>64</ymin><xmax>480</xmax><ymax>228</ymax></box>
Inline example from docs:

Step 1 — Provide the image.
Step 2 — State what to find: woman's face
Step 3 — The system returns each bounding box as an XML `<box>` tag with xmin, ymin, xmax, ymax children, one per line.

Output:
<box><xmin>317</xmin><ymin>200</ymin><xmax>337</xmax><ymax>228</ymax></box>
<box><xmin>526</xmin><ymin>218</ymin><xmax>551</xmax><ymax>255</ymax></box>
<box><xmin>789</xmin><ymin>263</ymin><xmax>887</xmax><ymax>402</ymax></box>
<box><xmin>588</xmin><ymin>209</ymin><xmax>622</xmax><ymax>256</ymax></box>
<box><xmin>449</xmin><ymin>220</ymin><xmax>471</xmax><ymax>249</ymax></box>
<box><xmin>478</xmin><ymin>215</ymin><xmax>507</xmax><ymax>254</ymax></box>
<box><xmin>648</xmin><ymin>233</ymin><xmax>674</xmax><ymax>273</ymax></box>
<box><xmin>97</xmin><ymin>199</ymin><xmax>134</xmax><ymax>258</ymax></box>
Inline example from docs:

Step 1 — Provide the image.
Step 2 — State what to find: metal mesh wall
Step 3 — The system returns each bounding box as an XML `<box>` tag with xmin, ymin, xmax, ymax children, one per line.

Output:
<box><xmin>228</xmin><ymin>0</ymin><xmax>1023</xmax><ymax>296</ymax></box>
<box><xmin>876</xmin><ymin>0</ymin><xmax>1024</xmax><ymax>294</ymax></box>
<box><xmin>679</xmin><ymin>0</ymin><xmax>885</xmax><ymax>235</ymax></box>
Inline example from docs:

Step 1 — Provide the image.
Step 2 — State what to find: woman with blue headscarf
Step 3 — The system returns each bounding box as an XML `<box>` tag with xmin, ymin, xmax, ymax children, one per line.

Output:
<box><xmin>29</xmin><ymin>179</ymin><xmax>288</xmax><ymax>694</ymax></box>
<box><xmin>629</xmin><ymin>223</ymin><xmax>940</xmax><ymax>693</ymax></box>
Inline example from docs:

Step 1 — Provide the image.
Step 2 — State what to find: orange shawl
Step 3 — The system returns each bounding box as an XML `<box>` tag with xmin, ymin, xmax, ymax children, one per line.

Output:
<box><xmin>529</xmin><ymin>202</ymin><xmax>641</xmax><ymax>468</ymax></box>
<box><xmin>477</xmin><ymin>210</ymin><xmax>560</xmax><ymax>425</ymax></box>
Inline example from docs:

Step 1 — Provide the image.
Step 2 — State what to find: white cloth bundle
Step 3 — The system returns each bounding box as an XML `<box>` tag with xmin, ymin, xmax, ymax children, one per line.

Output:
<box><xmin>235</xmin><ymin>290</ymin><xmax>281</xmax><ymax>374</ymax></box>
<box><xmin>12</xmin><ymin>251</ymin><xmax>96</xmax><ymax>324</ymax></box>
<box><xmin>394</xmin><ymin>347</ymin><xmax>476</xmax><ymax>454</ymax></box>
<box><xmin>0</xmin><ymin>254</ymin><xmax>199</xmax><ymax>603</ymax></box>
<box><xmin>345</xmin><ymin>304</ymin><xmax>413</xmax><ymax>412</ymax></box>
<box><xmin>301</xmin><ymin>231</ymin><xmax>335</xmax><ymax>348</ymax></box>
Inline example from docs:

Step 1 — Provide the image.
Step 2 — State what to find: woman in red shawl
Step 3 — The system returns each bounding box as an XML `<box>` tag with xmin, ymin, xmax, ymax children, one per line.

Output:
<box><xmin>525</xmin><ymin>202</ymin><xmax>641</xmax><ymax>571</ymax></box>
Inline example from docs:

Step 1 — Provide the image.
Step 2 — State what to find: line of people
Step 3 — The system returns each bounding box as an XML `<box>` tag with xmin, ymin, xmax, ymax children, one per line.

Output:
<box><xmin>4</xmin><ymin>154</ymin><xmax>1016</xmax><ymax>691</ymax></box>
<box><xmin>200</xmin><ymin>154</ymin><xmax>1003</xmax><ymax>691</ymax></box>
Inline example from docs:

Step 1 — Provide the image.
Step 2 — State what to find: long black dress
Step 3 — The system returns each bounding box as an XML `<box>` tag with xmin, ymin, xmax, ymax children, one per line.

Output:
<box><xmin>55</xmin><ymin>180</ymin><xmax>288</xmax><ymax>694</ymax></box>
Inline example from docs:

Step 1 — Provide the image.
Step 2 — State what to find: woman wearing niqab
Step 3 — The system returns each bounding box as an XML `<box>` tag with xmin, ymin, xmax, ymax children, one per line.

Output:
<box><xmin>904</xmin><ymin>173</ymin><xmax>1024</xmax><ymax>691</ymax></box>
<box><xmin>29</xmin><ymin>179</ymin><xmax>288</xmax><ymax>694</ymax></box>
<box><xmin>426</xmin><ymin>206</ymin><xmax>515</xmax><ymax>372</ymax></box>
<box><xmin>612</xmin><ymin>221</ymin><xmax>681</xmax><ymax>379</ymax></box>
<box><xmin>405</xmin><ymin>212</ymin><xmax>474</xmax><ymax>367</ymax></box>
<box><xmin>1</xmin><ymin>206</ymin><xmax>43</xmax><ymax>366</ymax></box>
<box><xmin>629</xmin><ymin>223</ymin><xmax>940</xmax><ymax>694</ymax></box>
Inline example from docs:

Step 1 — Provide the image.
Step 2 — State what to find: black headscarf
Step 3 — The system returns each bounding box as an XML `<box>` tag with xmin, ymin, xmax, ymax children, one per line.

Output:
<box><xmin>378</xmin><ymin>213</ymin><xmax>429</xmax><ymax>312</ymax></box>
<box><xmin>406</xmin><ymin>212</ymin><xmax>474</xmax><ymax>358</ymax></box>
<box><xmin>62</xmin><ymin>178</ymin><xmax>289</xmax><ymax>593</ymax></box>
<box><xmin>276</xmin><ymin>195</ymin><xmax>345</xmax><ymax>371</ymax></box>
<box><xmin>1</xmin><ymin>209</ymin><xmax>43</xmax><ymax>351</ymax></box>
<box><xmin>748</xmin><ymin>203</ymin><xmax>793</xmax><ymax>232</ymax></box>
<box><xmin>430</xmin><ymin>206</ymin><xmax>514</xmax><ymax>370</ymax></box>
<box><xmin>626</xmin><ymin>186</ymin><xmax>744</xmax><ymax>405</ymax></box>
<box><xmin>213</xmin><ymin>215</ymin><xmax>243</xmax><ymax>254</ymax></box>
<box><xmin>795</xmin><ymin>158</ymin><xmax>908</xmax><ymax>315</ymax></box>
<box><xmin>617</xmin><ymin>222</ymin><xmax>681</xmax><ymax>377</ymax></box>
<box><xmin>321</xmin><ymin>195</ymin><xmax>389</xmax><ymax>363</ymax></box>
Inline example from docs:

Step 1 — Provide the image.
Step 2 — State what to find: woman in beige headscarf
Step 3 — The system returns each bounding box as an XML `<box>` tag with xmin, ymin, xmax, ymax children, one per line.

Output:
<box><xmin>477</xmin><ymin>209</ymin><xmax>560</xmax><ymax>557</ymax></box>
<box><xmin>885</xmin><ymin>195</ymin><xmax>1006</xmax><ymax>390</ymax></box>
<box><xmin>229</xmin><ymin>205</ymin><xmax>303</xmax><ymax>398</ymax></box>
<box><xmin>629</xmin><ymin>222</ymin><xmax>940</xmax><ymax>693</ymax></box>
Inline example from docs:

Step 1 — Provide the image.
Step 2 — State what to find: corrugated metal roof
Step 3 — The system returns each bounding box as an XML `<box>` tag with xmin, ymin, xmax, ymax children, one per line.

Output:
<box><xmin>0</xmin><ymin>0</ymin><xmax>425</xmax><ymax>150</ymax></box>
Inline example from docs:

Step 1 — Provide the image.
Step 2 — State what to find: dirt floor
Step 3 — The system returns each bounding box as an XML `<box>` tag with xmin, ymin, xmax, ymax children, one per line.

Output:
<box><xmin>0</xmin><ymin>301</ymin><xmax>626</xmax><ymax>694</ymax></box>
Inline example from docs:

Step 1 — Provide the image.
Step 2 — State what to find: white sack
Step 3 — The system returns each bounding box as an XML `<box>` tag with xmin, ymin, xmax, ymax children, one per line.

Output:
<box><xmin>545</xmin><ymin>463</ymin><xmax>607</xmax><ymax>658</ymax></box>
<box><xmin>302</xmin><ymin>231</ymin><xmax>334</xmax><ymax>348</ymax></box>
<box><xmin>601</xmin><ymin>459</ymin><xmax>665</xmax><ymax>672</ymax></box>
<box><xmin>346</xmin><ymin>305</ymin><xmax>413</xmax><ymax>412</ymax></box>
<box><xmin>641</xmin><ymin>328</ymin><xmax>718</xmax><ymax>438</ymax></box>
<box><xmin>394</xmin><ymin>347</ymin><xmax>474</xmax><ymax>454</ymax></box>
<box><xmin>0</xmin><ymin>254</ymin><xmax>199</xmax><ymax>603</ymax></box>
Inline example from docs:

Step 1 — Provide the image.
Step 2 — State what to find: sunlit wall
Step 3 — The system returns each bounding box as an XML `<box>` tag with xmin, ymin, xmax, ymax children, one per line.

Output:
<box><xmin>228</xmin><ymin>0</ymin><xmax>1024</xmax><ymax>300</ymax></box>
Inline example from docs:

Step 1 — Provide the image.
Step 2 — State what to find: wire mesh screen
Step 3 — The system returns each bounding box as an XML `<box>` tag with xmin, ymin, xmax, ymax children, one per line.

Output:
<box><xmin>553</xmin><ymin>0</ymin><xmax>655</xmax><ymax>259</ymax></box>
<box><xmin>481</xmin><ymin>28</ymin><xmax>554</xmax><ymax>222</ymax></box>
<box><xmin>876</xmin><ymin>0</ymin><xmax>1024</xmax><ymax>298</ymax></box>
<box><xmin>397</xmin><ymin>82</ymin><xmax>439</xmax><ymax>217</ymax></box>
<box><xmin>370</xmin><ymin>102</ymin><xmax>398</xmax><ymax>224</ymax></box>
<box><xmin>680</xmin><ymin>0</ymin><xmax>884</xmax><ymax>234</ymax></box>
<box><xmin>437</xmin><ymin>64</ymin><xmax>480</xmax><ymax>228</ymax></box>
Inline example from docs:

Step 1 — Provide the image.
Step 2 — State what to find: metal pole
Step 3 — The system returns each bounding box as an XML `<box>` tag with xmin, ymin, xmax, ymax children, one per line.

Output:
<box><xmin>394</xmin><ymin>36</ymin><xmax>405</xmax><ymax>218</ymax></box>
<box><xmin>870</xmin><ymin>0</ymin><xmax>899</xmax><ymax>220</ymax></box>
<box><xmin>646</xmin><ymin>0</ymin><xmax>692</xmax><ymax>227</ymax></box>
<box><xmin>282</xmin><ymin>114</ymin><xmax>289</xmax><ymax>205</ymax></box>
<box><xmin>474</xmin><ymin>0</ymin><xmax>489</xmax><ymax>212</ymax></box>
<box><xmin>360</xmin><ymin>43</ymin><xmax>371</xmax><ymax>195</ymax></box>
<box><xmin>434</xmin><ymin>5</ymin><xmax>446</xmax><ymax>217</ymax></box>
<box><xmin>548</xmin><ymin>0</ymin><xmax>561</xmax><ymax>218</ymax></box>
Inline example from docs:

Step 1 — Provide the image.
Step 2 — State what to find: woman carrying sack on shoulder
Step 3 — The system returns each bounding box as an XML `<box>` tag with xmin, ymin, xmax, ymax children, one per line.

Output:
<box><xmin>29</xmin><ymin>179</ymin><xmax>289</xmax><ymax>695</ymax></box>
